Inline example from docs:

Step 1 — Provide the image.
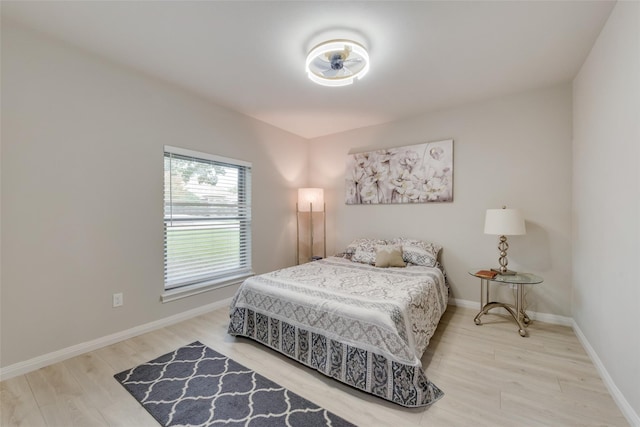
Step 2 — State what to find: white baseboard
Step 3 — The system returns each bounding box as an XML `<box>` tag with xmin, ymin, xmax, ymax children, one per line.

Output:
<box><xmin>0</xmin><ymin>297</ymin><xmax>232</xmax><ymax>381</ymax></box>
<box><xmin>572</xmin><ymin>321</ymin><xmax>640</xmax><ymax>427</ymax></box>
<box><xmin>448</xmin><ymin>298</ymin><xmax>573</xmax><ymax>326</ymax></box>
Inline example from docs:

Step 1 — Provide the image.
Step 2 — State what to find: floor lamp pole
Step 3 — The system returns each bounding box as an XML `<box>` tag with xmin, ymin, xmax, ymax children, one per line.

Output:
<box><xmin>309</xmin><ymin>202</ymin><xmax>313</xmax><ymax>261</ymax></box>
<box><xmin>323</xmin><ymin>202</ymin><xmax>326</xmax><ymax>258</ymax></box>
<box><xmin>295</xmin><ymin>203</ymin><xmax>299</xmax><ymax>265</ymax></box>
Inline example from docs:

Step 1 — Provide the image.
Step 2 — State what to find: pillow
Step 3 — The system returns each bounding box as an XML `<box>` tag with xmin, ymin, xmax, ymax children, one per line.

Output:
<box><xmin>391</xmin><ymin>237</ymin><xmax>442</xmax><ymax>267</ymax></box>
<box><xmin>352</xmin><ymin>247</ymin><xmax>377</xmax><ymax>265</ymax></box>
<box><xmin>375</xmin><ymin>245</ymin><xmax>406</xmax><ymax>268</ymax></box>
<box><xmin>344</xmin><ymin>238</ymin><xmax>388</xmax><ymax>255</ymax></box>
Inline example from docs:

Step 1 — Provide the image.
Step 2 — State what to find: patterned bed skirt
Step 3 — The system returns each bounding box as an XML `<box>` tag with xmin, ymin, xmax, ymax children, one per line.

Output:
<box><xmin>228</xmin><ymin>307</ymin><xmax>444</xmax><ymax>407</ymax></box>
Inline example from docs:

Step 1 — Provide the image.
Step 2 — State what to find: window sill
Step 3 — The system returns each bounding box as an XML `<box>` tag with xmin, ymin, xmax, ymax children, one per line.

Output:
<box><xmin>161</xmin><ymin>272</ymin><xmax>254</xmax><ymax>303</ymax></box>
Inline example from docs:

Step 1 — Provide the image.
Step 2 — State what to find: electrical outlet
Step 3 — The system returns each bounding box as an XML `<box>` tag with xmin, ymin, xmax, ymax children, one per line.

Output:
<box><xmin>113</xmin><ymin>292</ymin><xmax>123</xmax><ymax>307</ymax></box>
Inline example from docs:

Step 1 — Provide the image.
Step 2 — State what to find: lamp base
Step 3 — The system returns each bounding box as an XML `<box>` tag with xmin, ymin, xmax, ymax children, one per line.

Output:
<box><xmin>491</xmin><ymin>268</ymin><xmax>517</xmax><ymax>276</ymax></box>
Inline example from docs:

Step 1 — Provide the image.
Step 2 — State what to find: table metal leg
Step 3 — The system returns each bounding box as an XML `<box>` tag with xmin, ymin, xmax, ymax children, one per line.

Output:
<box><xmin>484</xmin><ymin>278</ymin><xmax>489</xmax><ymax>307</ymax></box>
<box><xmin>474</xmin><ymin>279</ymin><xmax>487</xmax><ymax>325</ymax></box>
<box><xmin>474</xmin><ymin>279</ymin><xmax>530</xmax><ymax>337</ymax></box>
<box><xmin>515</xmin><ymin>284</ymin><xmax>526</xmax><ymax>337</ymax></box>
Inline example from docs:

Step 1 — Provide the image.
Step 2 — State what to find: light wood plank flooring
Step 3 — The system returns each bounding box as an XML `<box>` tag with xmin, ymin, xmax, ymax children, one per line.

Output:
<box><xmin>1</xmin><ymin>305</ymin><xmax>629</xmax><ymax>426</ymax></box>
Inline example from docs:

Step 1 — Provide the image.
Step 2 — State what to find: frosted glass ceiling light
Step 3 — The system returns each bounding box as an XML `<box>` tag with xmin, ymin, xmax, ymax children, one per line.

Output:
<box><xmin>305</xmin><ymin>40</ymin><xmax>369</xmax><ymax>87</ymax></box>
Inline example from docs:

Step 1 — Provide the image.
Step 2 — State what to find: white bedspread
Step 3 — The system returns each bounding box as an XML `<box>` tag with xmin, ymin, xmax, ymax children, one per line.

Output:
<box><xmin>230</xmin><ymin>256</ymin><xmax>447</xmax><ymax>374</ymax></box>
<box><xmin>229</xmin><ymin>257</ymin><xmax>449</xmax><ymax>406</ymax></box>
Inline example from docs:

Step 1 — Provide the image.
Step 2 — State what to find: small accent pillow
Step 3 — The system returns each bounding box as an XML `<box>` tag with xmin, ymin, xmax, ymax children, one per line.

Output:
<box><xmin>375</xmin><ymin>245</ymin><xmax>406</xmax><ymax>268</ymax></box>
<box><xmin>352</xmin><ymin>247</ymin><xmax>377</xmax><ymax>265</ymax></box>
<box><xmin>391</xmin><ymin>238</ymin><xmax>442</xmax><ymax>267</ymax></box>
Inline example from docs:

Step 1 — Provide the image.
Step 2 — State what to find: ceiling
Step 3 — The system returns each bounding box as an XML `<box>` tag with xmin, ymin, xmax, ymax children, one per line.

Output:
<box><xmin>1</xmin><ymin>1</ymin><xmax>614</xmax><ymax>139</ymax></box>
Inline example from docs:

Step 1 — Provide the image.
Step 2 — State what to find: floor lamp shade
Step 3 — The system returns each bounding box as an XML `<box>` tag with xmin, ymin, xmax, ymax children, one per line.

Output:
<box><xmin>297</xmin><ymin>188</ymin><xmax>324</xmax><ymax>212</ymax></box>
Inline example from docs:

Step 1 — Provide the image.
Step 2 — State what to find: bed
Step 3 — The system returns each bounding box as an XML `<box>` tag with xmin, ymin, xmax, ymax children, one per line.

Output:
<box><xmin>227</xmin><ymin>239</ymin><xmax>448</xmax><ymax>407</ymax></box>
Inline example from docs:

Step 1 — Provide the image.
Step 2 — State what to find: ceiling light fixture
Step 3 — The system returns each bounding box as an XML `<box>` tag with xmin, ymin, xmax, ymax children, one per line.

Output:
<box><xmin>305</xmin><ymin>39</ymin><xmax>369</xmax><ymax>87</ymax></box>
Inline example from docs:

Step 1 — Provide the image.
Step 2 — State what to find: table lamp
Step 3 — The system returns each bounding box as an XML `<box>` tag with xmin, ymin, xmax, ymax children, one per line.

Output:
<box><xmin>484</xmin><ymin>206</ymin><xmax>526</xmax><ymax>275</ymax></box>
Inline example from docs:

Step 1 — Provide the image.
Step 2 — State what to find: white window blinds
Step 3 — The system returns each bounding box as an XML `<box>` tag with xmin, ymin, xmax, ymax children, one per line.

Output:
<box><xmin>164</xmin><ymin>146</ymin><xmax>252</xmax><ymax>290</ymax></box>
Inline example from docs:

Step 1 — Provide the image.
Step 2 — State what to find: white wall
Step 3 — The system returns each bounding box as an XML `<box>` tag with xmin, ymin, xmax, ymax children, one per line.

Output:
<box><xmin>0</xmin><ymin>22</ymin><xmax>308</xmax><ymax>368</ymax></box>
<box><xmin>3</xmin><ymin>10</ymin><xmax>638</xmax><ymax>422</ymax></box>
<box><xmin>309</xmin><ymin>84</ymin><xmax>573</xmax><ymax>319</ymax></box>
<box><xmin>572</xmin><ymin>1</ymin><xmax>640</xmax><ymax>422</ymax></box>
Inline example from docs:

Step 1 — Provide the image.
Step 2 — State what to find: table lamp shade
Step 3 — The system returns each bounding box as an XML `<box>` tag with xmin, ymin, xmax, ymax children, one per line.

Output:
<box><xmin>298</xmin><ymin>188</ymin><xmax>324</xmax><ymax>212</ymax></box>
<box><xmin>484</xmin><ymin>208</ymin><xmax>526</xmax><ymax>236</ymax></box>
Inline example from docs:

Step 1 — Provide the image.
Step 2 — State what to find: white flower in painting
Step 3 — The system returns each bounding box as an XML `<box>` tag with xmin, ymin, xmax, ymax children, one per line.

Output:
<box><xmin>390</xmin><ymin>169</ymin><xmax>416</xmax><ymax>202</ymax></box>
<box><xmin>405</xmin><ymin>187</ymin><xmax>422</xmax><ymax>201</ymax></box>
<box><xmin>398</xmin><ymin>150</ymin><xmax>419</xmax><ymax>171</ymax></box>
<box><xmin>345</xmin><ymin>180</ymin><xmax>358</xmax><ymax>204</ymax></box>
<box><xmin>359</xmin><ymin>180</ymin><xmax>379</xmax><ymax>203</ymax></box>
<box><xmin>429</xmin><ymin>146</ymin><xmax>444</xmax><ymax>161</ymax></box>
<box><xmin>360</xmin><ymin>157</ymin><xmax>393</xmax><ymax>203</ymax></box>
<box><xmin>391</xmin><ymin>175</ymin><xmax>412</xmax><ymax>194</ymax></box>
<box><xmin>346</xmin><ymin>153</ymin><xmax>375</xmax><ymax>204</ymax></box>
<box><xmin>368</xmin><ymin>164</ymin><xmax>388</xmax><ymax>185</ymax></box>
<box><xmin>374</xmin><ymin>150</ymin><xmax>392</xmax><ymax>167</ymax></box>
<box><xmin>423</xmin><ymin>176</ymin><xmax>451</xmax><ymax>201</ymax></box>
<box><xmin>354</xmin><ymin>153</ymin><xmax>371</xmax><ymax>169</ymax></box>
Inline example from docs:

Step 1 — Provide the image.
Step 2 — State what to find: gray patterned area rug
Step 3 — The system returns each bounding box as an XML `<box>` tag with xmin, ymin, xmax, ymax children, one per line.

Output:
<box><xmin>114</xmin><ymin>341</ymin><xmax>355</xmax><ymax>427</ymax></box>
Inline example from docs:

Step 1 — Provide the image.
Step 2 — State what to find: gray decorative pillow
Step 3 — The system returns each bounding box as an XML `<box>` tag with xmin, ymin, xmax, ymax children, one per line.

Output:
<box><xmin>352</xmin><ymin>247</ymin><xmax>377</xmax><ymax>265</ymax></box>
<box><xmin>375</xmin><ymin>245</ymin><xmax>406</xmax><ymax>268</ymax></box>
<box><xmin>344</xmin><ymin>238</ymin><xmax>388</xmax><ymax>255</ymax></box>
<box><xmin>391</xmin><ymin>238</ymin><xmax>442</xmax><ymax>267</ymax></box>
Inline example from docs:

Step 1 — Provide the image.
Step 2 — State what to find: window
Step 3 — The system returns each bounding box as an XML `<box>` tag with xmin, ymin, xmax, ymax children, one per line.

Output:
<box><xmin>163</xmin><ymin>146</ymin><xmax>252</xmax><ymax>301</ymax></box>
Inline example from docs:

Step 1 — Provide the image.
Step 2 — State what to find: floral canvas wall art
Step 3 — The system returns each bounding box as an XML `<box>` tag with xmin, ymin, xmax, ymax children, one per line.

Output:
<box><xmin>345</xmin><ymin>140</ymin><xmax>453</xmax><ymax>204</ymax></box>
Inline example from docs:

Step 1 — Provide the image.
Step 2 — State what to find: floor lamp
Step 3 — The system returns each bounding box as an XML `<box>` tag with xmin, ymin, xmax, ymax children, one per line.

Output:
<box><xmin>296</xmin><ymin>188</ymin><xmax>326</xmax><ymax>264</ymax></box>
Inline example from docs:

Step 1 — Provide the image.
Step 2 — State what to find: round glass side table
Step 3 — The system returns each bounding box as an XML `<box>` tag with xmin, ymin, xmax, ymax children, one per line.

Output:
<box><xmin>468</xmin><ymin>270</ymin><xmax>543</xmax><ymax>337</ymax></box>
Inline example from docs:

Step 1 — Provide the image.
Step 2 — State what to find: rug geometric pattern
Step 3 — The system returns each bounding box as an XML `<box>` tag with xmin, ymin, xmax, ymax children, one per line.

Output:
<box><xmin>114</xmin><ymin>341</ymin><xmax>355</xmax><ymax>427</ymax></box>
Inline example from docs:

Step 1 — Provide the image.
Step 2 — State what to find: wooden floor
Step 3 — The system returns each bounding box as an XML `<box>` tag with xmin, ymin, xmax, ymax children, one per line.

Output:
<box><xmin>1</xmin><ymin>304</ymin><xmax>629</xmax><ymax>427</ymax></box>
